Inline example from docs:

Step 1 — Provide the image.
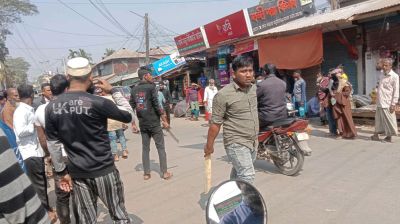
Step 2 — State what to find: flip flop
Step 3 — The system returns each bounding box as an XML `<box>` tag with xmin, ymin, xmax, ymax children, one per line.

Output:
<box><xmin>162</xmin><ymin>172</ymin><xmax>173</xmax><ymax>180</ymax></box>
<box><xmin>143</xmin><ymin>174</ymin><xmax>151</xmax><ymax>180</ymax></box>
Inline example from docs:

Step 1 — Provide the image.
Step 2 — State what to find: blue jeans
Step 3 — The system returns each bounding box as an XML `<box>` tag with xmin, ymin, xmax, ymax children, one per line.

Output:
<box><xmin>326</xmin><ymin>106</ymin><xmax>337</xmax><ymax>135</ymax></box>
<box><xmin>108</xmin><ymin>129</ymin><xmax>127</xmax><ymax>154</ymax></box>
<box><xmin>225</xmin><ymin>143</ymin><xmax>256</xmax><ymax>184</ymax></box>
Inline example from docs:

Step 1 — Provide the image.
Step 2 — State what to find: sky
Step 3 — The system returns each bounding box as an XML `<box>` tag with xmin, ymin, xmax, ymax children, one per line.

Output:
<box><xmin>5</xmin><ymin>0</ymin><xmax>328</xmax><ymax>81</ymax></box>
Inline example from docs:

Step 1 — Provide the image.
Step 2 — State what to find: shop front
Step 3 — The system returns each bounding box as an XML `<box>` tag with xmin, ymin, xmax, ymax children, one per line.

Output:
<box><xmin>257</xmin><ymin>28</ymin><xmax>323</xmax><ymax>99</ymax></box>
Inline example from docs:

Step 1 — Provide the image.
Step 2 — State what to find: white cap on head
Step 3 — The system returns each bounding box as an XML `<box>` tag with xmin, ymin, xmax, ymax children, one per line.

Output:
<box><xmin>66</xmin><ymin>57</ymin><xmax>92</xmax><ymax>77</ymax></box>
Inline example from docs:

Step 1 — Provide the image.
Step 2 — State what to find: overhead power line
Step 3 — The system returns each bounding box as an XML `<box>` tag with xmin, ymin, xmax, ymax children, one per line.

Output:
<box><xmin>9</xmin><ymin>39</ymin><xmax>131</xmax><ymax>50</ymax></box>
<box><xmin>12</xmin><ymin>26</ymin><xmax>44</xmax><ymax>71</ymax></box>
<box><xmin>88</xmin><ymin>0</ymin><xmax>137</xmax><ymax>39</ymax></box>
<box><xmin>56</xmin><ymin>0</ymin><xmax>123</xmax><ymax>36</ymax></box>
<box><xmin>34</xmin><ymin>0</ymin><xmax>237</xmax><ymax>5</ymax></box>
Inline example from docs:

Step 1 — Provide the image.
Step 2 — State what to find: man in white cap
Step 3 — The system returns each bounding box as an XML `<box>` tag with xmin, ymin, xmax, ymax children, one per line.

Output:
<box><xmin>45</xmin><ymin>57</ymin><xmax>134</xmax><ymax>223</ymax></box>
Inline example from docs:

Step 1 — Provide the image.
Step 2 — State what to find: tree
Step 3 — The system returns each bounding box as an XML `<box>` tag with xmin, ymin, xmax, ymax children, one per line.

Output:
<box><xmin>0</xmin><ymin>0</ymin><xmax>38</xmax><ymax>60</ymax></box>
<box><xmin>0</xmin><ymin>0</ymin><xmax>38</xmax><ymax>88</ymax></box>
<box><xmin>104</xmin><ymin>48</ymin><xmax>115</xmax><ymax>57</ymax></box>
<box><xmin>68</xmin><ymin>48</ymin><xmax>92</xmax><ymax>62</ymax></box>
<box><xmin>4</xmin><ymin>56</ymin><xmax>30</xmax><ymax>87</ymax></box>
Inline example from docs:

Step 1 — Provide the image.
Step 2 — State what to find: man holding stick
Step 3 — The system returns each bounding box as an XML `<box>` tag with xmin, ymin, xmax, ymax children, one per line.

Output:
<box><xmin>204</xmin><ymin>56</ymin><xmax>259</xmax><ymax>184</ymax></box>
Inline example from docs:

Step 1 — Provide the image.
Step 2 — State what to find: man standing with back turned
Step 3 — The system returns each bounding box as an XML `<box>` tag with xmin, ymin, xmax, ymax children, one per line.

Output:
<box><xmin>45</xmin><ymin>57</ymin><xmax>133</xmax><ymax>223</ymax></box>
<box><xmin>130</xmin><ymin>68</ymin><xmax>173</xmax><ymax>180</ymax></box>
<box><xmin>204</xmin><ymin>56</ymin><xmax>259</xmax><ymax>183</ymax></box>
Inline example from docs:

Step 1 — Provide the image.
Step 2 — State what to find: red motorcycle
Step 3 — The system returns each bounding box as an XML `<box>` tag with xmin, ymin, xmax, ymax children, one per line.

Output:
<box><xmin>258</xmin><ymin>118</ymin><xmax>311</xmax><ymax>176</ymax></box>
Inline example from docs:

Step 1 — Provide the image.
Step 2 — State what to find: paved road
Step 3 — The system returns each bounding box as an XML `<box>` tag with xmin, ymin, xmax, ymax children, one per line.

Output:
<box><xmin>49</xmin><ymin>117</ymin><xmax>400</xmax><ymax>224</ymax></box>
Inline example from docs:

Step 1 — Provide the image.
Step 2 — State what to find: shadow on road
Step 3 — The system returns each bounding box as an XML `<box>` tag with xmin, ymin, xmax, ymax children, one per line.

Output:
<box><xmin>254</xmin><ymin>160</ymin><xmax>282</xmax><ymax>175</ymax></box>
<box><xmin>198</xmin><ymin>186</ymin><xmax>217</xmax><ymax>211</ymax></box>
<box><xmin>97</xmin><ymin>202</ymin><xmax>144</xmax><ymax>224</ymax></box>
<box><xmin>180</xmin><ymin>140</ymin><xmax>222</xmax><ymax>150</ymax></box>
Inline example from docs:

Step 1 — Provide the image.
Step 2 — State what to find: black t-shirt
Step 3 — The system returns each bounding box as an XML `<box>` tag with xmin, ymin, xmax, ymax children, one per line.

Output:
<box><xmin>130</xmin><ymin>82</ymin><xmax>163</xmax><ymax>129</ymax></box>
<box><xmin>45</xmin><ymin>91</ymin><xmax>132</xmax><ymax>178</ymax></box>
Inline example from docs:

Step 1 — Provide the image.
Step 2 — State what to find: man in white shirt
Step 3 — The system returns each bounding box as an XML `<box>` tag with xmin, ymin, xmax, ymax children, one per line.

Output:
<box><xmin>371</xmin><ymin>58</ymin><xmax>399</xmax><ymax>143</ymax></box>
<box><xmin>204</xmin><ymin>79</ymin><xmax>218</xmax><ymax>122</ymax></box>
<box><xmin>13</xmin><ymin>84</ymin><xmax>56</xmax><ymax>221</ymax></box>
<box><xmin>35</xmin><ymin>74</ymin><xmax>70</xmax><ymax>224</ymax></box>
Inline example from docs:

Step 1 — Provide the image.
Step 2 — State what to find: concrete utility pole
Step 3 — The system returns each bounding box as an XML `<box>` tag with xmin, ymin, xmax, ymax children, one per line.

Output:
<box><xmin>145</xmin><ymin>13</ymin><xmax>150</xmax><ymax>65</ymax></box>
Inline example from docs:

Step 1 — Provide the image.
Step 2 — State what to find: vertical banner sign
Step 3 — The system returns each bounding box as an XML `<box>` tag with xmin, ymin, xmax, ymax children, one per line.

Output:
<box><xmin>247</xmin><ymin>0</ymin><xmax>316</xmax><ymax>35</ymax></box>
<box><xmin>204</xmin><ymin>10</ymin><xmax>249</xmax><ymax>46</ymax></box>
<box><xmin>174</xmin><ymin>27</ymin><xmax>208</xmax><ymax>56</ymax></box>
<box><xmin>218</xmin><ymin>70</ymin><xmax>230</xmax><ymax>86</ymax></box>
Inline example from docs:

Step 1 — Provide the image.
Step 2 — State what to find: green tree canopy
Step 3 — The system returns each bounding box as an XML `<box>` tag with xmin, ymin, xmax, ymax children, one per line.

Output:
<box><xmin>68</xmin><ymin>48</ymin><xmax>93</xmax><ymax>62</ymax></box>
<box><xmin>104</xmin><ymin>48</ymin><xmax>115</xmax><ymax>57</ymax></box>
<box><xmin>0</xmin><ymin>0</ymin><xmax>38</xmax><ymax>61</ymax></box>
<box><xmin>4</xmin><ymin>56</ymin><xmax>30</xmax><ymax>87</ymax></box>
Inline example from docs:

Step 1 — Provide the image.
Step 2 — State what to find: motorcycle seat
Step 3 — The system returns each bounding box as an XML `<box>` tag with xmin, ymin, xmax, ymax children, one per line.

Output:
<box><xmin>270</xmin><ymin>118</ymin><xmax>296</xmax><ymax>128</ymax></box>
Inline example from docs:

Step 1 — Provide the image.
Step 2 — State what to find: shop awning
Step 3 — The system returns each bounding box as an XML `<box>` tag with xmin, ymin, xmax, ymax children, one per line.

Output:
<box><xmin>254</xmin><ymin>0</ymin><xmax>400</xmax><ymax>37</ymax></box>
<box><xmin>258</xmin><ymin>29</ymin><xmax>322</xmax><ymax>69</ymax></box>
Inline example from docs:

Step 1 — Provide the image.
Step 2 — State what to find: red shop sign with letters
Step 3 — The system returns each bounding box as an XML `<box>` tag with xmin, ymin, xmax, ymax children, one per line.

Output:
<box><xmin>204</xmin><ymin>10</ymin><xmax>249</xmax><ymax>47</ymax></box>
<box><xmin>174</xmin><ymin>28</ymin><xmax>207</xmax><ymax>56</ymax></box>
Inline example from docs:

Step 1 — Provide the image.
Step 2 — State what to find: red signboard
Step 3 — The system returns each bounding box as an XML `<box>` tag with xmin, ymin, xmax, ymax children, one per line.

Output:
<box><xmin>174</xmin><ymin>28</ymin><xmax>207</xmax><ymax>56</ymax></box>
<box><xmin>232</xmin><ymin>40</ymin><xmax>258</xmax><ymax>56</ymax></box>
<box><xmin>204</xmin><ymin>10</ymin><xmax>249</xmax><ymax>47</ymax></box>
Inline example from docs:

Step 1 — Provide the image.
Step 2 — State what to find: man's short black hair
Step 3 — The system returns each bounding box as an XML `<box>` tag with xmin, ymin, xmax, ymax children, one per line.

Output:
<box><xmin>138</xmin><ymin>68</ymin><xmax>151</xmax><ymax>80</ymax></box>
<box><xmin>294</xmin><ymin>70</ymin><xmax>302</xmax><ymax>75</ymax></box>
<box><xmin>263</xmin><ymin>63</ymin><xmax>277</xmax><ymax>76</ymax></box>
<box><xmin>232</xmin><ymin>55</ymin><xmax>253</xmax><ymax>72</ymax></box>
<box><xmin>17</xmin><ymin>84</ymin><xmax>34</xmax><ymax>100</ymax></box>
<box><xmin>41</xmin><ymin>83</ymin><xmax>50</xmax><ymax>90</ymax></box>
<box><xmin>50</xmin><ymin>74</ymin><xmax>69</xmax><ymax>96</ymax></box>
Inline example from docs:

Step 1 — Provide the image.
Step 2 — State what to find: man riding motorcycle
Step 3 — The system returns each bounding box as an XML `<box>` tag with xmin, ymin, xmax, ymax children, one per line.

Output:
<box><xmin>256</xmin><ymin>64</ymin><xmax>288</xmax><ymax>132</ymax></box>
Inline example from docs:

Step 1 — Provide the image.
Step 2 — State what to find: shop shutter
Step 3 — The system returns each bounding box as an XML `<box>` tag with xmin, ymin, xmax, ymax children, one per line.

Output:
<box><xmin>322</xmin><ymin>32</ymin><xmax>358</xmax><ymax>94</ymax></box>
<box><xmin>302</xmin><ymin>65</ymin><xmax>320</xmax><ymax>100</ymax></box>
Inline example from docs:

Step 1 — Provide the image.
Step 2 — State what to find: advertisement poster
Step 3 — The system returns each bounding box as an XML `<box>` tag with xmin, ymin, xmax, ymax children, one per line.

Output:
<box><xmin>247</xmin><ymin>0</ymin><xmax>316</xmax><ymax>35</ymax></box>
<box><xmin>151</xmin><ymin>52</ymin><xmax>186</xmax><ymax>76</ymax></box>
<box><xmin>219</xmin><ymin>70</ymin><xmax>230</xmax><ymax>86</ymax></box>
<box><xmin>204</xmin><ymin>10</ymin><xmax>249</xmax><ymax>46</ymax></box>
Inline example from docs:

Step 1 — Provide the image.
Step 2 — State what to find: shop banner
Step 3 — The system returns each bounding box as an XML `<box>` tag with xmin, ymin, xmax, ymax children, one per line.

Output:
<box><xmin>151</xmin><ymin>52</ymin><xmax>186</xmax><ymax>76</ymax></box>
<box><xmin>218</xmin><ymin>70</ymin><xmax>230</xmax><ymax>86</ymax></box>
<box><xmin>174</xmin><ymin>27</ymin><xmax>208</xmax><ymax>56</ymax></box>
<box><xmin>258</xmin><ymin>29</ymin><xmax>322</xmax><ymax>69</ymax></box>
<box><xmin>232</xmin><ymin>40</ymin><xmax>258</xmax><ymax>56</ymax></box>
<box><xmin>204</xmin><ymin>10</ymin><xmax>249</xmax><ymax>47</ymax></box>
<box><xmin>247</xmin><ymin>0</ymin><xmax>316</xmax><ymax>35</ymax></box>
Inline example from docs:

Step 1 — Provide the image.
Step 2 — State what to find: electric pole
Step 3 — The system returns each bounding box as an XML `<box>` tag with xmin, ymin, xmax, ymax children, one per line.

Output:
<box><xmin>145</xmin><ymin>13</ymin><xmax>150</xmax><ymax>65</ymax></box>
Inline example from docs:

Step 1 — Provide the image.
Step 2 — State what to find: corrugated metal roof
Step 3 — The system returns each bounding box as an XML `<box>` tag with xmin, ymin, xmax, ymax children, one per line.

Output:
<box><xmin>255</xmin><ymin>0</ymin><xmax>400</xmax><ymax>36</ymax></box>
<box><xmin>108</xmin><ymin>72</ymin><xmax>139</xmax><ymax>84</ymax></box>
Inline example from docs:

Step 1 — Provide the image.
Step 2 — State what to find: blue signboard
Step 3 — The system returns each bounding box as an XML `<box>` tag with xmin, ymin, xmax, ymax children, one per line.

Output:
<box><xmin>151</xmin><ymin>53</ymin><xmax>186</xmax><ymax>76</ymax></box>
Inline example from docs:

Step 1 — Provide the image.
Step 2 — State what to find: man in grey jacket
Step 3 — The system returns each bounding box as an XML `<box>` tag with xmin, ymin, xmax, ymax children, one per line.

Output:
<box><xmin>257</xmin><ymin>64</ymin><xmax>288</xmax><ymax>131</ymax></box>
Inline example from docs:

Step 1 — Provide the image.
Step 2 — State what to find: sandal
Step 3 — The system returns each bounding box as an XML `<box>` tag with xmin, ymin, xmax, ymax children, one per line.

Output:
<box><xmin>370</xmin><ymin>135</ymin><xmax>380</xmax><ymax>142</ymax></box>
<box><xmin>162</xmin><ymin>172</ymin><xmax>173</xmax><ymax>180</ymax></box>
<box><xmin>143</xmin><ymin>174</ymin><xmax>151</xmax><ymax>180</ymax></box>
<box><xmin>122</xmin><ymin>150</ymin><xmax>128</xmax><ymax>159</ymax></box>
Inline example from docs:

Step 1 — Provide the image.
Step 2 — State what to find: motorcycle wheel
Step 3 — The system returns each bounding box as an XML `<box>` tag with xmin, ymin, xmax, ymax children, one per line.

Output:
<box><xmin>272</xmin><ymin>137</ymin><xmax>304</xmax><ymax>176</ymax></box>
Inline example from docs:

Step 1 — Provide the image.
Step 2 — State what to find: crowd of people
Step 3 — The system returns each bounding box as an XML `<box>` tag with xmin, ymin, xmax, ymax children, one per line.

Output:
<box><xmin>0</xmin><ymin>54</ymin><xmax>398</xmax><ymax>223</ymax></box>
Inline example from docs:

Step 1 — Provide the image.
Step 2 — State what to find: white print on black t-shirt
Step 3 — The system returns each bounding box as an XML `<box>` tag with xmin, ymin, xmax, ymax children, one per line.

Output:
<box><xmin>52</xmin><ymin>99</ymin><xmax>91</xmax><ymax>115</ymax></box>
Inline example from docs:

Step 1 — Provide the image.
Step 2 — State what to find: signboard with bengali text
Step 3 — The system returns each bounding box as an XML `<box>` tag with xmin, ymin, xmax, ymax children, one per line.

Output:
<box><xmin>204</xmin><ymin>10</ymin><xmax>249</xmax><ymax>46</ymax></box>
<box><xmin>247</xmin><ymin>0</ymin><xmax>316</xmax><ymax>35</ymax></box>
<box><xmin>174</xmin><ymin>27</ymin><xmax>208</xmax><ymax>56</ymax></box>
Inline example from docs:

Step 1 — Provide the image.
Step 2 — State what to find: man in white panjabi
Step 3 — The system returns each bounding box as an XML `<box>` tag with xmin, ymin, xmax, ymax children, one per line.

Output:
<box><xmin>203</xmin><ymin>79</ymin><xmax>218</xmax><ymax>122</ymax></box>
<box><xmin>371</xmin><ymin>58</ymin><xmax>399</xmax><ymax>143</ymax></box>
